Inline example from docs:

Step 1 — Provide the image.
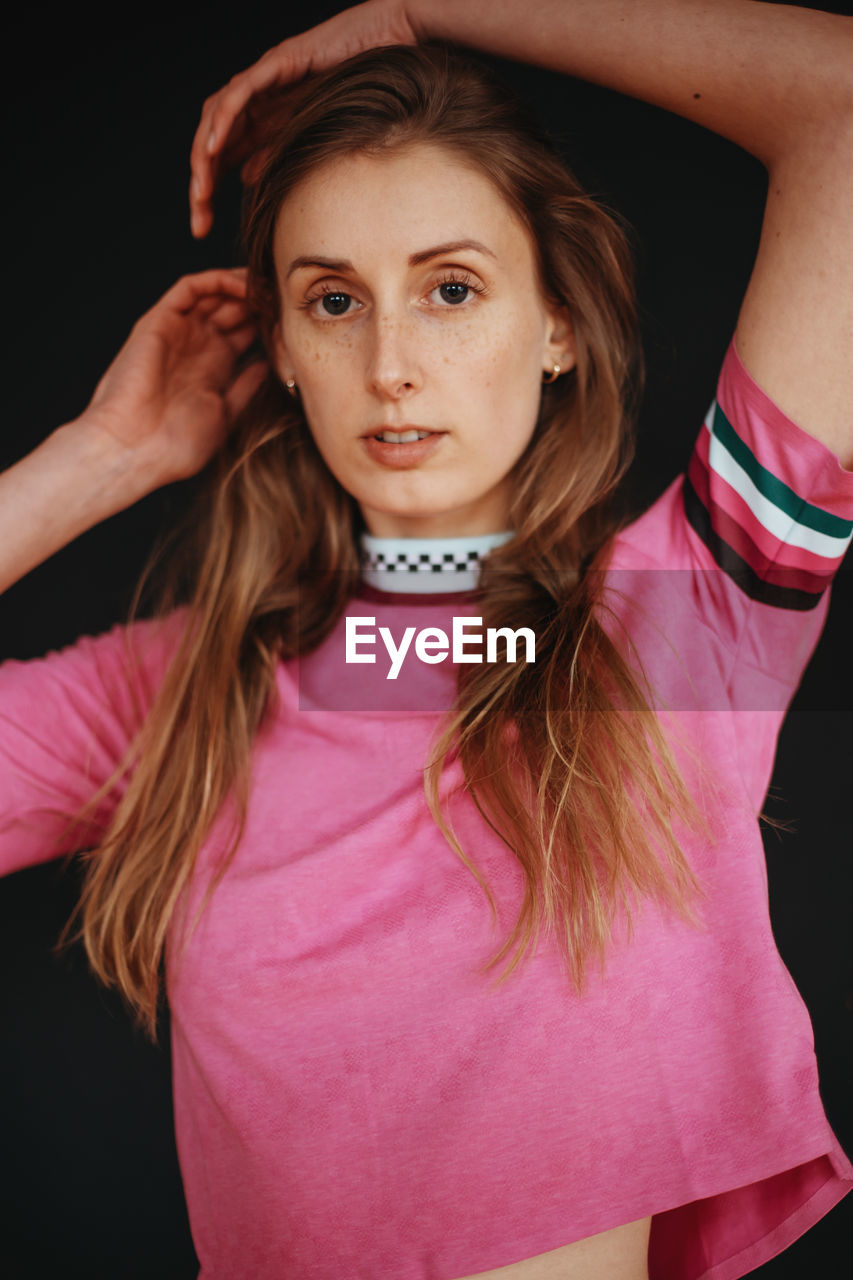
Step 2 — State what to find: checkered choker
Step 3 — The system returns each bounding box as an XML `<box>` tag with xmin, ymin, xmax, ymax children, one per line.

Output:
<box><xmin>360</xmin><ymin>531</ymin><xmax>515</xmax><ymax>594</ymax></box>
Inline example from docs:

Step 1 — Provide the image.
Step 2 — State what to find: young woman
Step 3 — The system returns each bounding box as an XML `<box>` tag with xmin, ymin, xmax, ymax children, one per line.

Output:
<box><xmin>1</xmin><ymin>2</ymin><xmax>851</xmax><ymax>1277</ymax></box>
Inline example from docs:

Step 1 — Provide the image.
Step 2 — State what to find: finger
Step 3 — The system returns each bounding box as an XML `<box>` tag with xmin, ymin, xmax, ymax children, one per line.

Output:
<box><xmin>158</xmin><ymin>269</ymin><xmax>249</xmax><ymax>316</ymax></box>
<box><xmin>224</xmin><ymin>358</ymin><xmax>271</xmax><ymax>424</ymax></box>
<box><xmin>190</xmin><ymin>17</ymin><xmax>347</xmax><ymax>235</ymax></box>
<box><xmin>207</xmin><ymin>298</ymin><xmax>257</xmax><ymax>331</ymax></box>
<box><xmin>194</xmin><ymin>296</ymin><xmax>230</xmax><ymax>321</ymax></box>
<box><xmin>190</xmin><ymin>91</ymin><xmax>219</xmax><ymax>179</ymax></box>
<box><xmin>194</xmin><ymin>288</ymin><xmax>253</xmax><ymax>323</ymax></box>
<box><xmin>190</xmin><ymin>148</ymin><xmax>222</xmax><ymax>240</ymax></box>
<box><xmin>193</xmin><ymin>290</ymin><xmax>238</xmax><ymax>320</ymax></box>
<box><xmin>190</xmin><ymin>64</ymin><xmax>276</xmax><ymax>235</ymax></box>
<box><xmin>205</xmin><ymin>51</ymin><xmax>296</xmax><ymax>159</ymax></box>
<box><xmin>190</xmin><ymin>175</ymin><xmax>210</xmax><ymax>240</ymax></box>
<box><xmin>222</xmin><ymin>322</ymin><xmax>261</xmax><ymax>359</ymax></box>
<box><xmin>189</xmin><ymin>91</ymin><xmax>227</xmax><ymax>236</ymax></box>
<box><xmin>191</xmin><ymin>119</ymin><xmax>239</xmax><ymax>238</ymax></box>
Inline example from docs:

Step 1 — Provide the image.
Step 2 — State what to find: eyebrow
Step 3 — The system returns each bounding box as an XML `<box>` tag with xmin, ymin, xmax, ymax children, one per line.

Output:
<box><xmin>284</xmin><ymin>239</ymin><xmax>497</xmax><ymax>279</ymax></box>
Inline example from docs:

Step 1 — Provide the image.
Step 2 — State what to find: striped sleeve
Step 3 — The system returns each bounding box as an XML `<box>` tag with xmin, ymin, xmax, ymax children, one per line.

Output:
<box><xmin>682</xmin><ymin>339</ymin><xmax>853</xmax><ymax>612</ymax></box>
<box><xmin>604</xmin><ymin>339</ymin><xmax>853</xmax><ymax>809</ymax></box>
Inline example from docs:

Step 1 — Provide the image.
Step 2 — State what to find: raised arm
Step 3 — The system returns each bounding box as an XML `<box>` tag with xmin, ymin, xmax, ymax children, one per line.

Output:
<box><xmin>0</xmin><ymin>269</ymin><xmax>265</xmax><ymax>596</ymax></box>
<box><xmin>190</xmin><ymin>0</ymin><xmax>853</xmax><ymax>462</ymax></box>
<box><xmin>420</xmin><ymin>0</ymin><xmax>853</xmax><ymax>463</ymax></box>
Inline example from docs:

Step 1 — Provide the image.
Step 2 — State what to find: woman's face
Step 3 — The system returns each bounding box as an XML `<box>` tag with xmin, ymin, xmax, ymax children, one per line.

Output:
<box><xmin>271</xmin><ymin>142</ymin><xmax>574</xmax><ymax>537</ymax></box>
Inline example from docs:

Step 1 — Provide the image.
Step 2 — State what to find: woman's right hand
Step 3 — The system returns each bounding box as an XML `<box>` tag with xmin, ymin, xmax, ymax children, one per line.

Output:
<box><xmin>81</xmin><ymin>267</ymin><xmax>268</xmax><ymax>491</ymax></box>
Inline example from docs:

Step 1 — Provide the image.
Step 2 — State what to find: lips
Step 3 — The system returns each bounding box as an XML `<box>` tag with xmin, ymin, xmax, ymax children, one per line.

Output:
<box><xmin>361</xmin><ymin>428</ymin><xmax>446</xmax><ymax>469</ymax></box>
<box><xmin>374</xmin><ymin>428</ymin><xmax>433</xmax><ymax>443</ymax></box>
<box><xmin>364</xmin><ymin>425</ymin><xmax>442</xmax><ymax>442</ymax></box>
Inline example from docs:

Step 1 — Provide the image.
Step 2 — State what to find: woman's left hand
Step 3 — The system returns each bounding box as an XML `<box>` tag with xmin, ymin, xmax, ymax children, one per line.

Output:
<box><xmin>189</xmin><ymin>0</ymin><xmax>424</xmax><ymax>239</ymax></box>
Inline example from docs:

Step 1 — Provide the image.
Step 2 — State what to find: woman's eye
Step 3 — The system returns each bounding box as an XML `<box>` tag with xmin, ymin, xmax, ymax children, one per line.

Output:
<box><xmin>431</xmin><ymin>275</ymin><xmax>483</xmax><ymax>306</ymax></box>
<box><xmin>435</xmin><ymin>280</ymin><xmax>471</xmax><ymax>305</ymax></box>
<box><xmin>300</xmin><ymin>286</ymin><xmax>362</xmax><ymax>318</ymax></box>
<box><xmin>317</xmin><ymin>291</ymin><xmax>353</xmax><ymax>316</ymax></box>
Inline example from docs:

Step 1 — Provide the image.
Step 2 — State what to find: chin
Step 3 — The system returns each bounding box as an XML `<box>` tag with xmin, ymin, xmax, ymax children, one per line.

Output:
<box><xmin>357</xmin><ymin>483</ymin><xmax>471</xmax><ymax>521</ymax></box>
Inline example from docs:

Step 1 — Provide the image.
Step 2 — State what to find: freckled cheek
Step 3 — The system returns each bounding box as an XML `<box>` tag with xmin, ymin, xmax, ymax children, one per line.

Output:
<box><xmin>279</xmin><ymin>312</ymin><xmax>339</xmax><ymax>374</ymax></box>
<box><xmin>419</xmin><ymin>316</ymin><xmax>508</xmax><ymax>382</ymax></box>
<box><xmin>294</xmin><ymin>340</ymin><xmax>359</xmax><ymax>424</ymax></box>
<box><xmin>470</xmin><ymin>318</ymin><xmax>543</xmax><ymax>407</ymax></box>
<box><xmin>420</xmin><ymin>332</ymin><xmax>472</xmax><ymax>381</ymax></box>
<box><xmin>296</xmin><ymin>343</ymin><xmax>377</xmax><ymax>468</ymax></box>
<box><xmin>297</xmin><ymin>337</ymin><xmax>336</xmax><ymax>375</ymax></box>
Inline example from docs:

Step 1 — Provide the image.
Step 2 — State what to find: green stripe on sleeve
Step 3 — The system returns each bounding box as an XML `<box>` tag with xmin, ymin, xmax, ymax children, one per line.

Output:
<box><xmin>712</xmin><ymin>403</ymin><xmax>853</xmax><ymax>539</ymax></box>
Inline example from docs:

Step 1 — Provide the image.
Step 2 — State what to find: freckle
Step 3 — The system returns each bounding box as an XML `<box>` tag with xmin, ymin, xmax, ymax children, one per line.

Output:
<box><xmin>693</xmin><ymin>92</ymin><xmax>701</xmax><ymax>100</ymax></box>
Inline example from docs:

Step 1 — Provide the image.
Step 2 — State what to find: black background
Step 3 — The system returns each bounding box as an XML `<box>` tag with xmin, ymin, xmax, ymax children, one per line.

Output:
<box><xmin>1</xmin><ymin>2</ymin><xmax>851</xmax><ymax>1275</ymax></box>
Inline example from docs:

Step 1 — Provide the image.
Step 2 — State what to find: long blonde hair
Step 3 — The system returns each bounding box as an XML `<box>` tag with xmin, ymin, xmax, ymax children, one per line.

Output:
<box><xmin>60</xmin><ymin>42</ymin><xmax>709</xmax><ymax>1040</ymax></box>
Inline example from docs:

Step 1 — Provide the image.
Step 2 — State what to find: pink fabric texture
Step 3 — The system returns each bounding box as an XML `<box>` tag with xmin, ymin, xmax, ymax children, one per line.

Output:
<box><xmin>1</xmin><ymin>338</ymin><xmax>852</xmax><ymax>1278</ymax></box>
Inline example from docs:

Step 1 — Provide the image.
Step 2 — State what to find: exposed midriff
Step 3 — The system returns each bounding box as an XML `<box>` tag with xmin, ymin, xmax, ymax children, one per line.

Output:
<box><xmin>453</xmin><ymin>1215</ymin><xmax>652</xmax><ymax>1279</ymax></box>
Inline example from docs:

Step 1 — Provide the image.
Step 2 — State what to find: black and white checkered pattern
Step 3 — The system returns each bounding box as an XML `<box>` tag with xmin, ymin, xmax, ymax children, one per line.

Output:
<box><xmin>361</xmin><ymin>547</ymin><xmax>487</xmax><ymax>575</ymax></box>
<box><xmin>359</xmin><ymin>531</ymin><xmax>515</xmax><ymax>593</ymax></box>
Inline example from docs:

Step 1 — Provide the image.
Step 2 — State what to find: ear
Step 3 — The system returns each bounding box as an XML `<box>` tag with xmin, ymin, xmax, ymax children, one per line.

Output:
<box><xmin>270</xmin><ymin>321</ymin><xmax>293</xmax><ymax>385</ymax></box>
<box><xmin>543</xmin><ymin>303</ymin><xmax>576</xmax><ymax>375</ymax></box>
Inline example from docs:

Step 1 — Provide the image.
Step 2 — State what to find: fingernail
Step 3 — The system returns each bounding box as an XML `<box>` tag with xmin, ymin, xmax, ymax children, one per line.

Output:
<box><xmin>206</xmin><ymin>131</ymin><xmax>217</xmax><ymax>155</ymax></box>
<box><xmin>191</xmin><ymin>176</ymin><xmax>200</xmax><ymax>200</ymax></box>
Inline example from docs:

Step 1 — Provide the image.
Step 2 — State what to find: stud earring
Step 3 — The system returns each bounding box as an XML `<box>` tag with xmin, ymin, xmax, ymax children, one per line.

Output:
<box><xmin>542</xmin><ymin>363</ymin><xmax>561</xmax><ymax>384</ymax></box>
<box><xmin>285</xmin><ymin>378</ymin><xmax>299</xmax><ymax>399</ymax></box>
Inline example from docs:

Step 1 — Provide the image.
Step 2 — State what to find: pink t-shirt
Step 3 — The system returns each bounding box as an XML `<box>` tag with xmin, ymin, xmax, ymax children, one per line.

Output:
<box><xmin>1</xmin><ymin>338</ymin><xmax>852</xmax><ymax>1279</ymax></box>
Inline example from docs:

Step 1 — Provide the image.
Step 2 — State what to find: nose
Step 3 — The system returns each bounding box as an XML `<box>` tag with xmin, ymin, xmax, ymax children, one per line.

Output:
<box><xmin>365</xmin><ymin>310</ymin><xmax>422</xmax><ymax>400</ymax></box>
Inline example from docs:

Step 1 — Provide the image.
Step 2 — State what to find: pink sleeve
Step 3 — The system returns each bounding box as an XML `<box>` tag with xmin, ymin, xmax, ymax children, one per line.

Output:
<box><xmin>0</xmin><ymin>610</ymin><xmax>185</xmax><ymax>876</ymax></box>
<box><xmin>606</xmin><ymin>337</ymin><xmax>853</xmax><ymax>808</ymax></box>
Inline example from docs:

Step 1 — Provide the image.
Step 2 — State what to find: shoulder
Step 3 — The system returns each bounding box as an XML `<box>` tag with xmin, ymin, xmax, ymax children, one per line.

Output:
<box><xmin>0</xmin><ymin>606</ymin><xmax>190</xmax><ymax>730</ymax></box>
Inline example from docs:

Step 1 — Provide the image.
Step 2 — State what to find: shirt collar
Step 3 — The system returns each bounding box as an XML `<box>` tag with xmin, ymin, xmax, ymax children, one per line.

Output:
<box><xmin>359</xmin><ymin>530</ymin><xmax>514</xmax><ymax>594</ymax></box>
